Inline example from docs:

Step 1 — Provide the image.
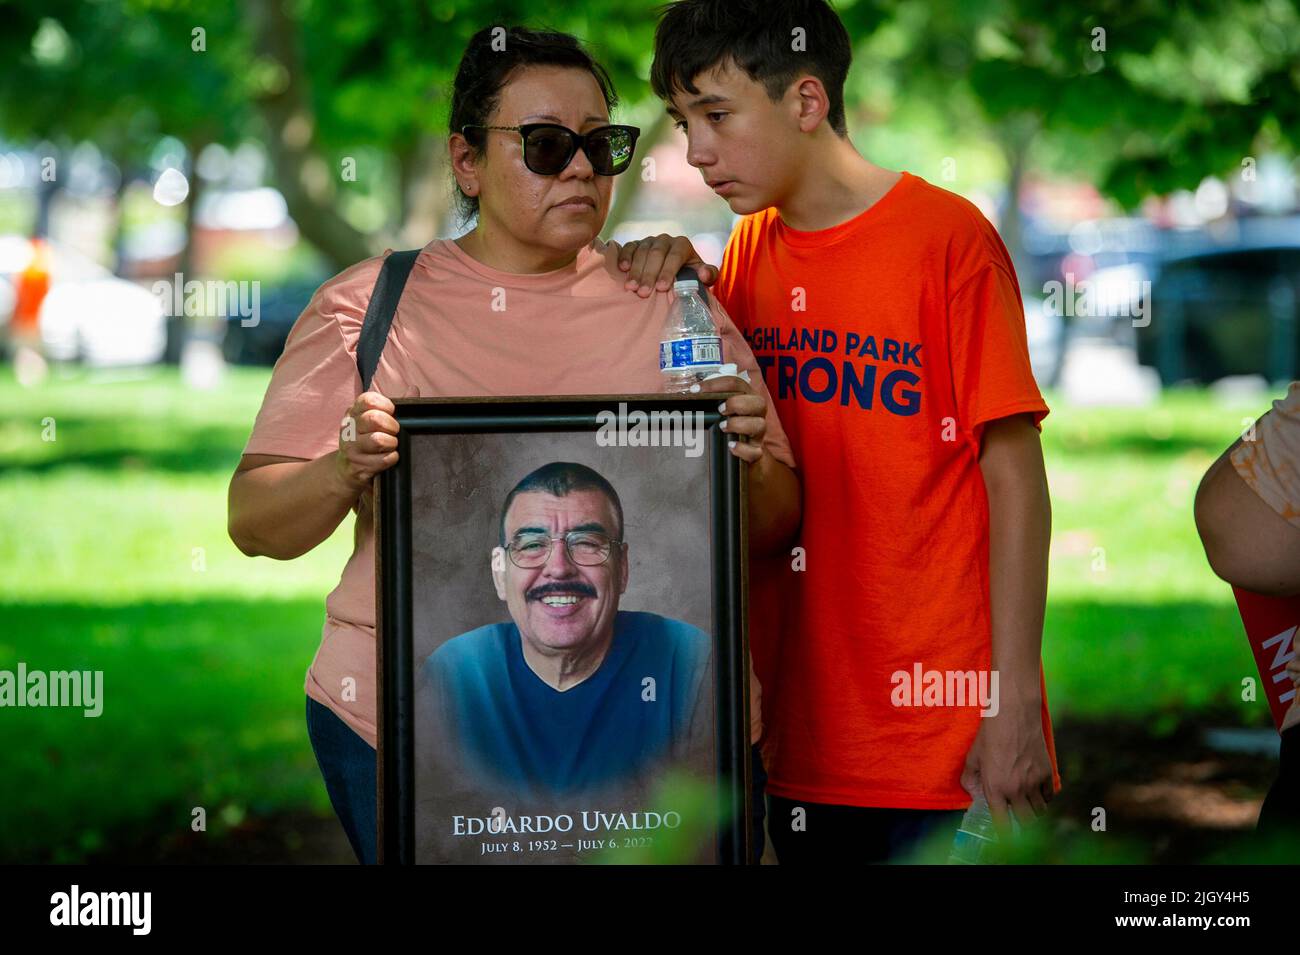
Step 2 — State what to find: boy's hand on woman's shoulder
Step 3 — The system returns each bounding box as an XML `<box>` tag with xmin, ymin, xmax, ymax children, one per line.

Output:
<box><xmin>602</xmin><ymin>234</ymin><xmax>718</xmax><ymax>297</ymax></box>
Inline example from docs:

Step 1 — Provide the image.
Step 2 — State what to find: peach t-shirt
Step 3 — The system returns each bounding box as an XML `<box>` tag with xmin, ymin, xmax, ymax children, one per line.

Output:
<box><xmin>241</xmin><ymin>238</ymin><xmax>795</xmax><ymax>749</ymax></box>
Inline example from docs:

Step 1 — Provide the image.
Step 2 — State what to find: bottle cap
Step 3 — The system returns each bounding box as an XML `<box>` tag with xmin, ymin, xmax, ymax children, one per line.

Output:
<box><xmin>672</xmin><ymin>265</ymin><xmax>700</xmax><ymax>293</ymax></box>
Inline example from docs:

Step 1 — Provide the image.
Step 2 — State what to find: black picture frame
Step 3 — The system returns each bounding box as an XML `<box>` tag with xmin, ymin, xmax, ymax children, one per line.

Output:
<box><xmin>376</xmin><ymin>394</ymin><xmax>750</xmax><ymax>865</ymax></box>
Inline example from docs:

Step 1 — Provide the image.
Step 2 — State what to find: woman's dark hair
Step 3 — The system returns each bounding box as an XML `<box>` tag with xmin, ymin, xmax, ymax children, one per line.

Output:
<box><xmin>449</xmin><ymin>26</ymin><xmax>619</xmax><ymax>223</ymax></box>
<box><xmin>650</xmin><ymin>0</ymin><xmax>852</xmax><ymax>137</ymax></box>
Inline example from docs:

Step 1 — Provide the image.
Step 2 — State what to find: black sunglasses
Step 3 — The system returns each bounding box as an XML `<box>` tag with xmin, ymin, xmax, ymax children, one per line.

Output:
<box><xmin>461</xmin><ymin>123</ymin><xmax>641</xmax><ymax>176</ymax></box>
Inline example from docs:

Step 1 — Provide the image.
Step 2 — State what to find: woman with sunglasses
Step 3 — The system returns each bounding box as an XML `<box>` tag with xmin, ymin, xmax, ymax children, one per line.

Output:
<box><xmin>228</xmin><ymin>25</ymin><xmax>800</xmax><ymax>865</ymax></box>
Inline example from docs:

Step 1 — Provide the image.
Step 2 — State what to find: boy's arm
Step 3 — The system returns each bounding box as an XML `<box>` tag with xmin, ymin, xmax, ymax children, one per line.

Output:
<box><xmin>746</xmin><ymin>442</ymin><xmax>801</xmax><ymax>554</ymax></box>
<box><xmin>960</xmin><ymin>412</ymin><xmax>1055</xmax><ymax>829</ymax></box>
<box><xmin>690</xmin><ymin>374</ymin><xmax>802</xmax><ymax>555</ymax></box>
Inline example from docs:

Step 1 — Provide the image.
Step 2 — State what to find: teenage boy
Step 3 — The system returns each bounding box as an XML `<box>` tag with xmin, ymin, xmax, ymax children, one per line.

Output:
<box><xmin>614</xmin><ymin>0</ymin><xmax>1060</xmax><ymax>863</ymax></box>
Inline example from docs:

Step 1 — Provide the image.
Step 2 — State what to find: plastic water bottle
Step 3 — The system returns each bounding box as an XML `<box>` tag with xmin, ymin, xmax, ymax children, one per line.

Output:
<box><xmin>660</xmin><ymin>266</ymin><xmax>723</xmax><ymax>392</ymax></box>
<box><xmin>948</xmin><ymin>793</ymin><xmax>999</xmax><ymax>864</ymax></box>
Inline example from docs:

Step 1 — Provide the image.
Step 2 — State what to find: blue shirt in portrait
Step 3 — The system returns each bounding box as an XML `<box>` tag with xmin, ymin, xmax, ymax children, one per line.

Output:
<box><xmin>423</xmin><ymin>609</ymin><xmax>711</xmax><ymax>799</ymax></box>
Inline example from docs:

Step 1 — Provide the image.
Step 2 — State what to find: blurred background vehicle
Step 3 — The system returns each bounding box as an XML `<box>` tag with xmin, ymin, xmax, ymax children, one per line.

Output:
<box><xmin>1137</xmin><ymin>217</ymin><xmax>1300</xmax><ymax>386</ymax></box>
<box><xmin>0</xmin><ymin>234</ymin><xmax>166</xmax><ymax>366</ymax></box>
<box><xmin>219</xmin><ymin>276</ymin><xmax>327</xmax><ymax>367</ymax></box>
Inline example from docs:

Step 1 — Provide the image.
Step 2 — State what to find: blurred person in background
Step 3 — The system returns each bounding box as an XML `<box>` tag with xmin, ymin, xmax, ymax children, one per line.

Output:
<box><xmin>1197</xmin><ymin>382</ymin><xmax>1300</xmax><ymax>833</ymax></box>
<box><xmin>7</xmin><ymin>234</ymin><xmax>51</xmax><ymax>385</ymax></box>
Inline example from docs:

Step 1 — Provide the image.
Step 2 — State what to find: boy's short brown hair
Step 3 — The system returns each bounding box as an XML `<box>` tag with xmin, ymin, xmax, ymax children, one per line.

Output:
<box><xmin>650</xmin><ymin>0</ymin><xmax>853</xmax><ymax>137</ymax></box>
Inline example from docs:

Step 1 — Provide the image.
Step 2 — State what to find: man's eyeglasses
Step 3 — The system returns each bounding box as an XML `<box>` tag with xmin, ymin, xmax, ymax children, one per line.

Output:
<box><xmin>505</xmin><ymin>530</ymin><xmax>621</xmax><ymax>568</ymax></box>
<box><xmin>461</xmin><ymin>123</ymin><xmax>640</xmax><ymax>176</ymax></box>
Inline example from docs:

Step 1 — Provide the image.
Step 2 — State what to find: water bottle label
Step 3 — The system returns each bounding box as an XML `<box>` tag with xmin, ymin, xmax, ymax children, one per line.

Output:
<box><xmin>660</xmin><ymin>336</ymin><xmax>722</xmax><ymax>371</ymax></box>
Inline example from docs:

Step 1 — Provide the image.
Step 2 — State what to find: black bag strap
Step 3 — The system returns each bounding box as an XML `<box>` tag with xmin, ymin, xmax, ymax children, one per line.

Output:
<box><xmin>356</xmin><ymin>249</ymin><xmax>420</xmax><ymax>392</ymax></box>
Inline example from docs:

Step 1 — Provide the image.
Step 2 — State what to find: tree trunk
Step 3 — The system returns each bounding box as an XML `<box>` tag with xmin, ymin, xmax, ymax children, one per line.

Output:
<box><xmin>32</xmin><ymin>145</ymin><xmax>62</xmax><ymax>239</ymax></box>
<box><xmin>178</xmin><ymin>137</ymin><xmax>207</xmax><ymax>281</ymax></box>
<box><xmin>996</xmin><ymin>113</ymin><xmax>1037</xmax><ymax>293</ymax></box>
<box><xmin>163</xmin><ymin>138</ymin><xmax>209</xmax><ymax>364</ymax></box>
<box><xmin>108</xmin><ymin>158</ymin><xmax>133</xmax><ymax>278</ymax></box>
<box><xmin>244</xmin><ymin>0</ymin><xmax>372</xmax><ymax>271</ymax></box>
<box><xmin>397</xmin><ymin>133</ymin><xmax>446</xmax><ymax>245</ymax></box>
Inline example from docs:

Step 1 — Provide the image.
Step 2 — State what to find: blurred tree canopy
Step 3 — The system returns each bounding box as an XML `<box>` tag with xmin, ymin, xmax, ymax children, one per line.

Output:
<box><xmin>0</xmin><ymin>0</ymin><xmax>1296</xmax><ymax>270</ymax></box>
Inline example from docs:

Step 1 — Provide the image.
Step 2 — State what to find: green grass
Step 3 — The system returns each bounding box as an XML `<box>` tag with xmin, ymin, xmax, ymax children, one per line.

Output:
<box><xmin>0</xmin><ymin>366</ymin><xmax>1282</xmax><ymax>861</ymax></box>
<box><xmin>1039</xmin><ymin>390</ymin><xmax>1276</xmax><ymax>728</ymax></box>
<box><xmin>0</xmin><ymin>365</ymin><xmax>354</xmax><ymax>861</ymax></box>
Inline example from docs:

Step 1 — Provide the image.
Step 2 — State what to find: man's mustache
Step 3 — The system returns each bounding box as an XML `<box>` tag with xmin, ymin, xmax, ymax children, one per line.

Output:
<box><xmin>527</xmin><ymin>581</ymin><xmax>597</xmax><ymax>601</ymax></box>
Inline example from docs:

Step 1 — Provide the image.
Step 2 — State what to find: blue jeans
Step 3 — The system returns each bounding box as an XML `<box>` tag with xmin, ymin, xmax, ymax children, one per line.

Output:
<box><xmin>306</xmin><ymin>696</ymin><xmax>769</xmax><ymax>865</ymax></box>
<box><xmin>305</xmin><ymin>696</ymin><xmax>377</xmax><ymax>864</ymax></box>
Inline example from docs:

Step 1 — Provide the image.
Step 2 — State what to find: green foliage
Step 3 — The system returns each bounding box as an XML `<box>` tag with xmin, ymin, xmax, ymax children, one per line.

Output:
<box><xmin>841</xmin><ymin>0</ymin><xmax>1299</xmax><ymax>205</ymax></box>
<box><xmin>0</xmin><ymin>0</ymin><xmax>653</xmax><ymax>165</ymax></box>
<box><xmin>0</xmin><ymin>0</ymin><xmax>248</xmax><ymax>160</ymax></box>
<box><xmin>592</xmin><ymin>773</ymin><xmax>722</xmax><ymax>864</ymax></box>
<box><xmin>3</xmin><ymin>0</ymin><xmax>1293</xmax><ymax>237</ymax></box>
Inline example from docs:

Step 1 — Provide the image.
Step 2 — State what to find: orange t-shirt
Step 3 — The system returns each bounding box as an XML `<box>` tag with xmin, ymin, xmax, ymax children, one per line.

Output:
<box><xmin>242</xmin><ymin>238</ymin><xmax>795</xmax><ymax>749</ymax></box>
<box><xmin>715</xmin><ymin>171</ymin><xmax>1060</xmax><ymax>809</ymax></box>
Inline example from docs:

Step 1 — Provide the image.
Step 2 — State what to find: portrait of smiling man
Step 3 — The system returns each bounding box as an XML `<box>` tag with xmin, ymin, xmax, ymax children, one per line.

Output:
<box><xmin>422</xmin><ymin>461</ymin><xmax>712</xmax><ymax>801</ymax></box>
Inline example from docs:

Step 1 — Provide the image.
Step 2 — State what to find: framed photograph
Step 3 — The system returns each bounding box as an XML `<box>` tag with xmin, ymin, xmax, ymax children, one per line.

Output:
<box><xmin>376</xmin><ymin>395</ymin><xmax>750</xmax><ymax>865</ymax></box>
